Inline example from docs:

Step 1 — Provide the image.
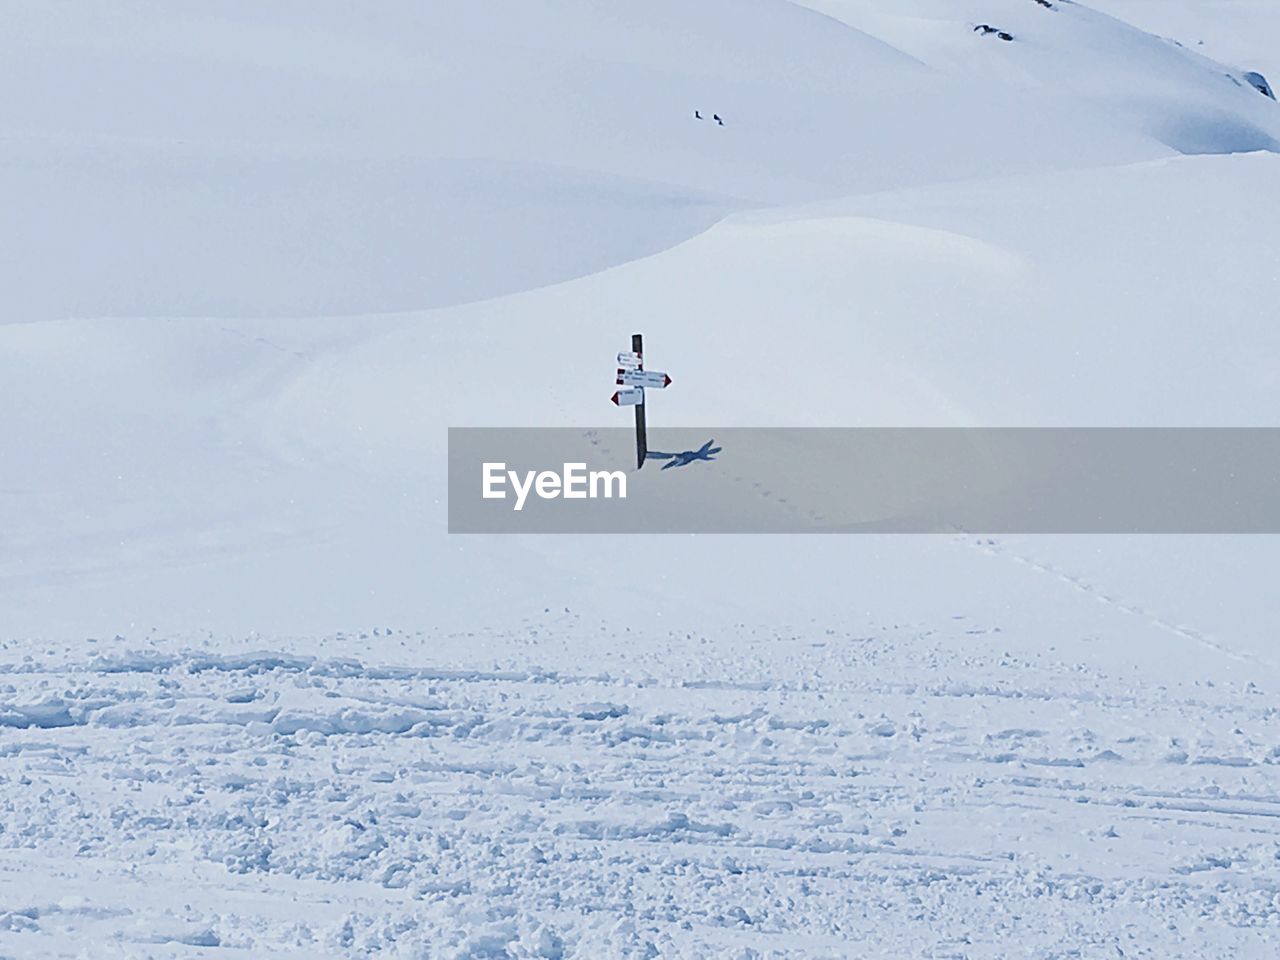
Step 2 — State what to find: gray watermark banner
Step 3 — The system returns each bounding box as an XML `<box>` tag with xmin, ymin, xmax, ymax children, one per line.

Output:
<box><xmin>448</xmin><ymin>428</ymin><xmax>1280</xmax><ymax>533</ymax></box>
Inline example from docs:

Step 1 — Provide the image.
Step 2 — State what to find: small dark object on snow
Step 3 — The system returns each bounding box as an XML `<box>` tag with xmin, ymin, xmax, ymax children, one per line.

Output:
<box><xmin>695</xmin><ymin>109</ymin><xmax>703</xmax><ymax>119</ymax></box>
<box><xmin>713</xmin><ymin>113</ymin><xmax>724</xmax><ymax>125</ymax></box>
<box><xmin>1030</xmin><ymin>0</ymin><xmax>1054</xmax><ymax>8</ymax></box>
<box><xmin>975</xmin><ymin>24</ymin><xmax>1014</xmax><ymax>41</ymax></box>
<box><xmin>1243</xmin><ymin>71</ymin><xmax>1276</xmax><ymax>100</ymax></box>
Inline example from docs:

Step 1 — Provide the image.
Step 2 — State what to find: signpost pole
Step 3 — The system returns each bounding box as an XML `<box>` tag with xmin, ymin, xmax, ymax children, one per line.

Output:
<box><xmin>632</xmin><ymin>333</ymin><xmax>647</xmax><ymax>469</ymax></box>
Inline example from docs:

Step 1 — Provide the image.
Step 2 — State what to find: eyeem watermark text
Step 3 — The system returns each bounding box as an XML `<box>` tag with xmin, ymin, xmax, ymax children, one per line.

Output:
<box><xmin>453</xmin><ymin>428</ymin><xmax>1280</xmax><ymax>533</ymax></box>
<box><xmin>482</xmin><ymin>462</ymin><xmax>627</xmax><ymax>511</ymax></box>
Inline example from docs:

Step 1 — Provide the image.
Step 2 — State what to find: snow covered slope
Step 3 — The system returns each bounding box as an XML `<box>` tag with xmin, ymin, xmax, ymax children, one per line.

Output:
<box><xmin>5</xmin><ymin>0</ymin><xmax>1275</xmax><ymax>323</ymax></box>
<box><xmin>2</xmin><ymin>1</ymin><xmax>1280</xmax><ymax>956</ymax></box>
<box><xmin>803</xmin><ymin>0</ymin><xmax>1280</xmax><ymax>153</ymax></box>
<box><xmin>1089</xmin><ymin>0</ymin><xmax>1280</xmax><ymax>82</ymax></box>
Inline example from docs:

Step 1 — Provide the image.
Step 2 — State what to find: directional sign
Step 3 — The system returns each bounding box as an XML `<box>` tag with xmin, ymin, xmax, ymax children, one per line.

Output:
<box><xmin>611</xmin><ymin>387</ymin><xmax>644</xmax><ymax>406</ymax></box>
<box><xmin>617</xmin><ymin>351</ymin><xmax>642</xmax><ymax>369</ymax></box>
<box><xmin>617</xmin><ymin>369</ymin><xmax>671</xmax><ymax>389</ymax></box>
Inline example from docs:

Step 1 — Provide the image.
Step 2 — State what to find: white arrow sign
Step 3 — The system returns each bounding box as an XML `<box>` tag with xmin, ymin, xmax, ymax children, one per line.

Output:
<box><xmin>617</xmin><ymin>351</ymin><xmax>642</xmax><ymax>369</ymax></box>
<box><xmin>611</xmin><ymin>387</ymin><xmax>644</xmax><ymax>406</ymax></box>
<box><xmin>617</xmin><ymin>369</ymin><xmax>671</xmax><ymax>389</ymax></box>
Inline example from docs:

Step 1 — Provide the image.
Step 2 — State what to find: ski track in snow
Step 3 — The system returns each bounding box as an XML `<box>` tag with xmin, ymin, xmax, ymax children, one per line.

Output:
<box><xmin>1</xmin><ymin>629</ymin><xmax>1277</xmax><ymax>958</ymax></box>
<box><xmin>966</xmin><ymin>538</ymin><xmax>1264</xmax><ymax>668</ymax></box>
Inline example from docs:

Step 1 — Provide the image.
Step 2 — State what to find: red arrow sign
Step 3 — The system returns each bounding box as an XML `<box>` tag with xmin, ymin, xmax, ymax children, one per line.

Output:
<box><xmin>611</xmin><ymin>387</ymin><xmax>644</xmax><ymax>406</ymax></box>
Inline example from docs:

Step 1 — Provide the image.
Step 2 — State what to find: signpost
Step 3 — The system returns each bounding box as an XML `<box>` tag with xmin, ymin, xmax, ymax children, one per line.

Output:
<box><xmin>616</xmin><ymin>369</ymin><xmax>672</xmax><ymax>389</ymax></box>
<box><xmin>611</xmin><ymin>333</ymin><xmax>673</xmax><ymax>469</ymax></box>
<box><xmin>630</xmin><ymin>334</ymin><xmax>647</xmax><ymax>469</ymax></box>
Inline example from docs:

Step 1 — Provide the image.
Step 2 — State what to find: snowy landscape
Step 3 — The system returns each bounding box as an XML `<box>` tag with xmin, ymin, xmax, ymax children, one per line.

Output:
<box><xmin>3</xmin><ymin>1</ymin><xmax>1280</xmax><ymax>956</ymax></box>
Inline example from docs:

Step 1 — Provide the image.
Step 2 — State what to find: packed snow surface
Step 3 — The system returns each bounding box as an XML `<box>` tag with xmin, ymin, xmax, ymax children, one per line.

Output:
<box><xmin>2</xmin><ymin>623</ymin><xmax>1278</xmax><ymax>958</ymax></box>
<box><xmin>2</xmin><ymin>0</ymin><xmax>1280</xmax><ymax>956</ymax></box>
